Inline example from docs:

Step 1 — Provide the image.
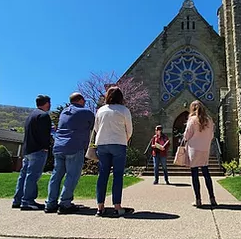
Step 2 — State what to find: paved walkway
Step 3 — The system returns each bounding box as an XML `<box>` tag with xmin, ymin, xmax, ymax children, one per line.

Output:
<box><xmin>0</xmin><ymin>176</ymin><xmax>240</xmax><ymax>239</ymax></box>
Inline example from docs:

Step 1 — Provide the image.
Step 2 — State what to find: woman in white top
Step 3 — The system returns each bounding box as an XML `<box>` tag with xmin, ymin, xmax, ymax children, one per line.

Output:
<box><xmin>94</xmin><ymin>86</ymin><xmax>133</xmax><ymax>217</ymax></box>
<box><xmin>183</xmin><ymin>100</ymin><xmax>217</xmax><ymax>208</ymax></box>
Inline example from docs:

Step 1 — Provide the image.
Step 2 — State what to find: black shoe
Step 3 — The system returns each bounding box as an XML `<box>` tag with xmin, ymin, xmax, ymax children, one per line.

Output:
<box><xmin>210</xmin><ymin>198</ymin><xmax>218</xmax><ymax>206</ymax></box>
<box><xmin>12</xmin><ymin>203</ymin><xmax>21</xmax><ymax>209</ymax></box>
<box><xmin>44</xmin><ymin>206</ymin><xmax>58</xmax><ymax>213</ymax></box>
<box><xmin>58</xmin><ymin>204</ymin><xmax>80</xmax><ymax>214</ymax></box>
<box><xmin>166</xmin><ymin>181</ymin><xmax>170</xmax><ymax>185</ymax></box>
<box><xmin>192</xmin><ymin>199</ymin><xmax>202</xmax><ymax>208</ymax></box>
<box><xmin>95</xmin><ymin>209</ymin><xmax>106</xmax><ymax>217</ymax></box>
<box><xmin>20</xmin><ymin>202</ymin><xmax>45</xmax><ymax>211</ymax></box>
<box><xmin>153</xmin><ymin>181</ymin><xmax>158</xmax><ymax>185</ymax></box>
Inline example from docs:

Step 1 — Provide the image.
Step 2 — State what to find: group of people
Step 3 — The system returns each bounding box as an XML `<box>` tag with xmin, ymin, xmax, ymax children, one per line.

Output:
<box><xmin>12</xmin><ymin>87</ymin><xmax>217</xmax><ymax>215</ymax></box>
<box><xmin>151</xmin><ymin>100</ymin><xmax>217</xmax><ymax>207</ymax></box>
<box><xmin>12</xmin><ymin>86</ymin><xmax>133</xmax><ymax>216</ymax></box>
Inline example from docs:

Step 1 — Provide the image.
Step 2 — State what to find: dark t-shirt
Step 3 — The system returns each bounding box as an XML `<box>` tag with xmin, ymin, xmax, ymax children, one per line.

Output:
<box><xmin>23</xmin><ymin>108</ymin><xmax>51</xmax><ymax>155</ymax></box>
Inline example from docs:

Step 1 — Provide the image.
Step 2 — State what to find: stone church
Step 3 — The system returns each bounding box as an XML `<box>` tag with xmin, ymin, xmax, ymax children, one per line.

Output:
<box><xmin>123</xmin><ymin>0</ymin><xmax>241</xmax><ymax>163</ymax></box>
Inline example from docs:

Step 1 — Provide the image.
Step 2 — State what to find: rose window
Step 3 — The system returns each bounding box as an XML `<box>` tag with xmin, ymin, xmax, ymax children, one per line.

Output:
<box><xmin>162</xmin><ymin>47</ymin><xmax>214</xmax><ymax>102</ymax></box>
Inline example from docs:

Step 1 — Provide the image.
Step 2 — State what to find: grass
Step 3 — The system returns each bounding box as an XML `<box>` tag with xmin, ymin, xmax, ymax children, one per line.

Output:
<box><xmin>0</xmin><ymin>173</ymin><xmax>143</xmax><ymax>199</ymax></box>
<box><xmin>218</xmin><ymin>176</ymin><xmax>241</xmax><ymax>201</ymax></box>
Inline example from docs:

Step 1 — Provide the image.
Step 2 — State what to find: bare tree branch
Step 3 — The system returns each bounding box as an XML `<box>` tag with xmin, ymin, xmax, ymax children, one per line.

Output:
<box><xmin>77</xmin><ymin>72</ymin><xmax>151</xmax><ymax>117</ymax></box>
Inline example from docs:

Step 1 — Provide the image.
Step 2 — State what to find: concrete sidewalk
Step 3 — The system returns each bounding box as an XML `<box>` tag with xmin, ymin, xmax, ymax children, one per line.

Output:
<box><xmin>0</xmin><ymin>176</ymin><xmax>240</xmax><ymax>239</ymax></box>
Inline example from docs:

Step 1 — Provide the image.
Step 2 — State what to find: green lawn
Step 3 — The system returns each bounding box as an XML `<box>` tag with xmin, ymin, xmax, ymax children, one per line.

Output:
<box><xmin>218</xmin><ymin>176</ymin><xmax>241</xmax><ymax>201</ymax></box>
<box><xmin>0</xmin><ymin>173</ymin><xmax>143</xmax><ymax>199</ymax></box>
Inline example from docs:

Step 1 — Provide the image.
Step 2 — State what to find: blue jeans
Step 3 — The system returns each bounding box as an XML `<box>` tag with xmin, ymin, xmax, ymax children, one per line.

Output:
<box><xmin>153</xmin><ymin>155</ymin><xmax>169</xmax><ymax>182</ymax></box>
<box><xmin>191</xmin><ymin>166</ymin><xmax>215</xmax><ymax>200</ymax></box>
<box><xmin>45</xmin><ymin>149</ymin><xmax>84</xmax><ymax>209</ymax></box>
<box><xmin>96</xmin><ymin>144</ymin><xmax>126</xmax><ymax>205</ymax></box>
<box><xmin>13</xmin><ymin>150</ymin><xmax>48</xmax><ymax>206</ymax></box>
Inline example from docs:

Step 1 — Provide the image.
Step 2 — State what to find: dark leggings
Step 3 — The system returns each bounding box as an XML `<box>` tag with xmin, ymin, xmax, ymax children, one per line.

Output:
<box><xmin>191</xmin><ymin>166</ymin><xmax>215</xmax><ymax>200</ymax></box>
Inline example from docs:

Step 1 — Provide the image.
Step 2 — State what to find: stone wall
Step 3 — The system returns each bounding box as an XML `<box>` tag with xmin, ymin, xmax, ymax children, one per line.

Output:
<box><xmin>222</xmin><ymin>0</ymin><xmax>239</xmax><ymax>161</ymax></box>
<box><xmin>231</xmin><ymin>0</ymin><xmax>241</xmax><ymax>163</ymax></box>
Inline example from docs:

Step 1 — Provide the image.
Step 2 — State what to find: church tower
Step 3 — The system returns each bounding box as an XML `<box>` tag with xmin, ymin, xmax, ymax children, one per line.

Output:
<box><xmin>218</xmin><ymin>0</ymin><xmax>241</xmax><ymax>162</ymax></box>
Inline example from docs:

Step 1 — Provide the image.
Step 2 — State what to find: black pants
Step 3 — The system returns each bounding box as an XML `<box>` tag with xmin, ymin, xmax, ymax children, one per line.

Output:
<box><xmin>191</xmin><ymin>166</ymin><xmax>215</xmax><ymax>200</ymax></box>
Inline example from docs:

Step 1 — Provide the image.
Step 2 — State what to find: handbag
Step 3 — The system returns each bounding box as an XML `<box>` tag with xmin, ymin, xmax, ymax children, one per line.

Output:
<box><xmin>173</xmin><ymin>138</ymin><xmax>189</xmax><ymax>166</ymax></box>
<box><xmin>85</xmin><ymin>146</ymin><xmax>98</xmax><ymax>161</ymax></box>
<box><xmin>85</xmin><ymin>130</ymin><xmax>98</xmax><ymax>161</ymax></box>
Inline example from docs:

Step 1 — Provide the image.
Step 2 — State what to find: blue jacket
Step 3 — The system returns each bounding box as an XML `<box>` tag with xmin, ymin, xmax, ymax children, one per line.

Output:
<box><xmin>53</xmin><ymin>103</ymin><xmax>95</xmax><ymax>155</ymax></box>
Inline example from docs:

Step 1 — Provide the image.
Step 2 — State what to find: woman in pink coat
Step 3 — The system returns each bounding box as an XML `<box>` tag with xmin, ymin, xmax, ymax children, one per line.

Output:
<box><xmin>183</xmin><ymin>100</ymin><xmax>217</xmax><ymax>208</ymax></box>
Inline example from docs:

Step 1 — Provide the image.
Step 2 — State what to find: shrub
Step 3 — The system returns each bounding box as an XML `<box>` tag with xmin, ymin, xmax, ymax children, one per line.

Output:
<box><xmin>0</xmin><ymin>145</ymin><xmax>13</xmax><ymax>172</ymax></box>
<box><xmin>82</xmin><ymin>158</ymin><xmax>98</xmax><ymax>175</ymax></box>
<box><xmin>126</xmin><ymin>147</ymin><xmax>140</xmax><ymax>167</ymax></box>
<box><xmin>82</xmin><ymin>146</ymin><xmax>141</xmax><ymax>175</ymax></box>
<box><xmin>222</xmin><ymin>159</ymin><xmax>241</xmax><ymax>177</ymax></box>
<box><xmin>124</xmin><ymin>166</ymin><xmax>145</xmax><ymax>176</ymax></box>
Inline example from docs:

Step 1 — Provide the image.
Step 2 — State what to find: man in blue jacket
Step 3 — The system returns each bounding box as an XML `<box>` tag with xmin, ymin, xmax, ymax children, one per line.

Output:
<box><xmin>12</xmin><ymin>95</ymin><xmax>52</xmax><ymax>210</ymax></box>
<box><xmin>45</xmin><ymin>92</ymin><xmax>95</xmax><ymax>214</ymax></box>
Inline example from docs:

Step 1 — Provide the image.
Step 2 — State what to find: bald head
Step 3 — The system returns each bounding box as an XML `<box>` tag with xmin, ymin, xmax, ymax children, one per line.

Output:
<box><xmin>69</xmin><ymin>92</ymin><xmax>85</xmax><ymax>105</ymax></box>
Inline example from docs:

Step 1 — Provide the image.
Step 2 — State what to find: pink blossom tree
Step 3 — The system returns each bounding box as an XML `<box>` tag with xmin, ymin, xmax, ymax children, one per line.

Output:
<box><xmin>77</xmin><ymin>72</ymin><xmax>151</xmax><ymax>118</ymax></box>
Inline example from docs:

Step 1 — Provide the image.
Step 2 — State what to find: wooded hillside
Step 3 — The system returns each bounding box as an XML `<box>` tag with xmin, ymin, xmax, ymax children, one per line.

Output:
<box><xmin>0</xmin><ymin>105</ymin><xmax>33</xmax><ymax>129</ymax></box>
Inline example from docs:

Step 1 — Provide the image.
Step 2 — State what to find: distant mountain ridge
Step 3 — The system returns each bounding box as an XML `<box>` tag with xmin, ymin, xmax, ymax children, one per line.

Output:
<box><xmin>0</xmin><ymin>104</ymin><xmax>34</xmax><ymax>110</ymax></box>
<box><xmin>0</xmin><ymin>104</ymin><xmax>34</xmax><ymax>129</ymax></box>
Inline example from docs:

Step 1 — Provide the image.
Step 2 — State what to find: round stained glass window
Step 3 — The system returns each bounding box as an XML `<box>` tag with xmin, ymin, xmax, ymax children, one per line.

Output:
<box><xmin>162</xmin><ymin>47</ymin><xmax>214</xmax><ymax>101</ymax></box>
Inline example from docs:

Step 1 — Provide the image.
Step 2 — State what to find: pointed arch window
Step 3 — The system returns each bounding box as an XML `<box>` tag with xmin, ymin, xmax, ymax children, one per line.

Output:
<box><xmin>187</xmin><ymin>16</ymin><xmax>190</xmax><ymax>29</ymax></box>
<box><xmin>192</xmin><ymin>21</ymin><xmax>196</xmax><ymax>29</ymax></box>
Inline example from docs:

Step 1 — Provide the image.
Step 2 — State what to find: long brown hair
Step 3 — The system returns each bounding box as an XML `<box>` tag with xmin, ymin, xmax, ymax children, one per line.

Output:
<box><xmin>189</xmin><ymin>100</ymin><xmax>211</xmax><ymax>132</ymax></box>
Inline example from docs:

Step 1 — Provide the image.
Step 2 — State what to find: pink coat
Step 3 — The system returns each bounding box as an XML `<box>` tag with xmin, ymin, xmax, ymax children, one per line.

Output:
<box><xmin>183</xmin><ymin>115</ymin><xmax>214</xmax><ymax>168</ymax></box>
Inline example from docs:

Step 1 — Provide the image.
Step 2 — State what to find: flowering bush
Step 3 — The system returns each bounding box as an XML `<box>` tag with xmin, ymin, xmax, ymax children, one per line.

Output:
<box><xmin>222</xmin><ymin>159</ymin><xmax>241</xmax><ymax>176</ymax></box>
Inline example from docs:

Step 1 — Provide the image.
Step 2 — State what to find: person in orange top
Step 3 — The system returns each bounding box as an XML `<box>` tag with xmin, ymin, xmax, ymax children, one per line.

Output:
<box><xmin>151</xmin><ymin>125</ymin><xmax>170</xmax><ymax>185</ymax></box>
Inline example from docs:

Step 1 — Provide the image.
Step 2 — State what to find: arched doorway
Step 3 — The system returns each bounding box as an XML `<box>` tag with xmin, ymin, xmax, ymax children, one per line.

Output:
<box><xmin>173</xmin><ymin>111</ymin><xmax>189</xmax><ymax>155</ymax></box>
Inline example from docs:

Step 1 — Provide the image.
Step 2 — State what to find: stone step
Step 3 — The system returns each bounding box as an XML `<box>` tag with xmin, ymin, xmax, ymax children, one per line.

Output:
<box><xmin>147</xmin><ymin>165</ymin><xmax>222</xmax><ymax>170</ymax></box>
<box><xmin>143</xmin><ymin>156</ymin><xmax>224</xmax><ymax>176</ymax></box>
<box><xmin>148</xmin><ymin>162</ymin><xmax>221</xmax><ymax>167</ymax></box>
<box><xmin>142</xmin><ymin>171</ymin><xmax>224</xmax><ymax>176</ymax></box>
<box><xmin>146</xmin><ymin>157</ymin><xmax>221</xmax><ymax>163</ymax></box>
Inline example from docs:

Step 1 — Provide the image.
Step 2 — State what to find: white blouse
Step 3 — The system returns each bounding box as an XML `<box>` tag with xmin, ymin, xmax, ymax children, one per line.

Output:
<box><xmin>94</xmin><ymin>104</ymin><xmax>133</xmax><ymax>146</ymax></box>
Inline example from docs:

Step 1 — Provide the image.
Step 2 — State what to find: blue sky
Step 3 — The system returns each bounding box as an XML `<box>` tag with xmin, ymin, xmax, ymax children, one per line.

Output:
<box><xmin>0</xmin><ymin>0</ymin><xmax>221</xmax><ymax>109</ymax></box>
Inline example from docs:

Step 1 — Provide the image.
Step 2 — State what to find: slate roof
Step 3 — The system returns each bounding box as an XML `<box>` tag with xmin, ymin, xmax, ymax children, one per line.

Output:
<box><xmin>0</xmin><ymin>129</ymin><xmax>24</xmax><ymax>143</ymax></box>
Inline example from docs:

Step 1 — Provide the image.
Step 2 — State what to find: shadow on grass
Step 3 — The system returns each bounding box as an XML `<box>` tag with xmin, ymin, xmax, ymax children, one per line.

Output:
<box><xmin>61</xmin><ymin>206</ymin><xmax>180</xmax><ymax>220</ymax></box>
<box><xmin>199</xmin><ymin>204</ymin><xmax>241</xmax><ymax>211</ymax></box>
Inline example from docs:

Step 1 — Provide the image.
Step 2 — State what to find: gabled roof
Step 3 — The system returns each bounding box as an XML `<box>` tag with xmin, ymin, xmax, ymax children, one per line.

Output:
<box><xmin>122</xmin><ymin>0</ymin><xmax>221</xmax><ymax>77</ymax></box>
<box><xmin>0</xmin><ymin>129</ymin><xmax>24</xmax><ymax>143</ymax></box>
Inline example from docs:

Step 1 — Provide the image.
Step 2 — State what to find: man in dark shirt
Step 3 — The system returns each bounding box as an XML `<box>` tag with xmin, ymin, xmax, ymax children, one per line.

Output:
<box><xmin>45</xmin><ymin>92</ymin><xmax>95</xmax><ymax>214</ymax></box>
<box><xmin>12</xmin><ymin>95</ymin><xmax>51</xmax><ymax>210</ymax></box>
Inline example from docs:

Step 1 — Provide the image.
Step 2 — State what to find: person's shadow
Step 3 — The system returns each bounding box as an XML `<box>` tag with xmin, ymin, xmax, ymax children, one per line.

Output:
<box><xmin>169</xmin><ymin>183</ymin><xmax>191</xmax><ymax>187</ymax></box>
<box><xmin>63</xmin><ymin>206</ymin><xmax>180</xmax><ymax>220</ymax></box>
<box><xmin>124</xmin><ymin>211</ymin><xmax>180</xmax><ymax>220</ymax></box>
<box><xmin>198</xmin><ymin>204</ymin><xmax>241</xmax><ymax>211</ymax></box>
